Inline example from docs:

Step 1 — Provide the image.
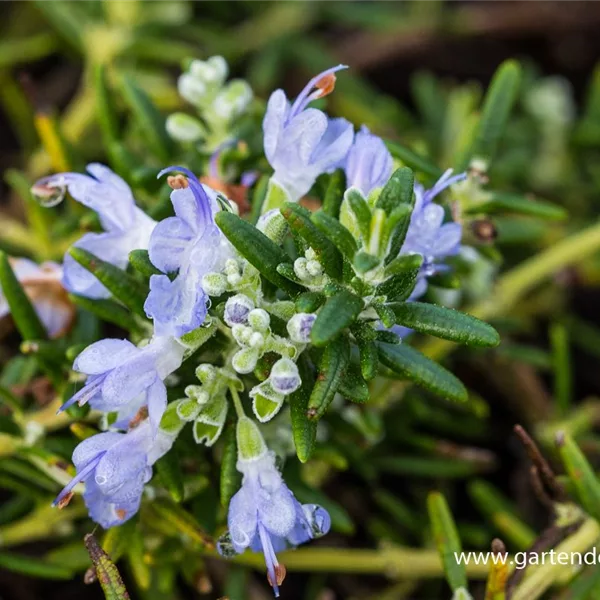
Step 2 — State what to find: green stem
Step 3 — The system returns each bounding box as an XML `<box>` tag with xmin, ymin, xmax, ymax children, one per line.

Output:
<box><xmin>229</xmin><ymin>545</ymin><xmax>490</xmax><ymax>579</ymax></box>
<box><xmin>229</xmin><ymin>385</ymin><xmax>245</xmax><ymax>419</ymax></box>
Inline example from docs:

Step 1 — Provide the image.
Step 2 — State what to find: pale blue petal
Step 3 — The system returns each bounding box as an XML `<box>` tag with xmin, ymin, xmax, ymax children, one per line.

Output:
<box><xmin>73</xmin><ymin>339</ymin><xmax>138</xmax><ymax>375</ymax></box>
<box><xmin>148</xmin><ymin>216</ymin><xmax>193</xmax><ymax>274</ymax></box>
<box><xmin>228</xmin><ymin>485</ymin><xmax>258</xmax><ymax>552</ymax></box>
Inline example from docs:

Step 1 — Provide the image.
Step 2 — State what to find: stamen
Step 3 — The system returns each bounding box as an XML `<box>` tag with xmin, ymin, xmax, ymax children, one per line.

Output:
<box><xmin>129</xmin><ymin>406</ymin><xmax>149</xmax><ymax>429</ymax></box>
<box><xmin>115</xmin><ymin>508</ymin><xmax>127</xmax><ymax>521</ymax></box>
<box><xmin>315</xmin><ymin>73</ymin><xmax>337</xmax><ymax>98</ymax></box>
<box><xmin>167</xmin><ymin>174</ymin><xmax>189</xmax><ymax>190</ymax></box>
<box><xmin>267</xmin><ymin>564</ymin><xmax>287</xmax><ymax>588</ymax></box>
<box><xmin>56</xmin><ymin>491</ymin><xmax>74</xmax><ymax>509</ymax></box>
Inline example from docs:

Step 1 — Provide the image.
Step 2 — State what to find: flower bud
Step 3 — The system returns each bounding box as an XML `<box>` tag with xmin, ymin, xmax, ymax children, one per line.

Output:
<box><xmin>232</xmin><ymin>347</ymin><xmax>259</xmax><ymax>374</ymax></box>
<box><xmin>257</xmin><ymin>209</ymin><xmax>287</xmax><ymax>244</ymax></box>
<box><xmin>190</xmin><ymin>56</ymin><xmax>228</xmax><ymax>85</ymax></box>
<box><xmin>166</xmin><ymin>113</ymin><xmax>205</xmax><ymax>142</ymax></box>
<box><xmin>294</xmin><ymin>257</ymin><xmax>309</xmax><ymax>280</ymax></box>
<box><xmin>269</xmin><ymin>358</ymin><xmax>301</xmax><ymax>395</ymax></box>
<box><xmin>236</xmin><ymin>416</ymin><xmax>267</xmax><ymax>461</ymax></box>
<box><xmin>214</xmin><ymin>80</ymin><xmax>253</xmax><ymax>121</ymax></box>
<box><xmin>224</xmin><ymin>294</ymin><xmax>254</xmax><ymax>326</ymax></box>
<box><xmin>202</xmin><ymin>272</ymin><xmax>227</xmax><ymax>296</ymax></box>
<box><xmin>287</xmin><ymin>313</ymin><xmax>316</xmax><ymax>343</ymax></box>
<box><xmin>306</xmin><ymin>260</ymin><xmax>323</xmax><ymax>277</ymax></box>
<box><xmin>195</xmin><ymin>363</ymin><xmax>217</xmax><ymax>384</ymax></box>
<box><xmin>178</xmin><ymin>74</ymin><xmax>207</xmax><ymax>106</ymax></box>
<box><xmin>248</xmin><ymin>308</ymin><xmax>270</xmax><ymax>332</ymax></box>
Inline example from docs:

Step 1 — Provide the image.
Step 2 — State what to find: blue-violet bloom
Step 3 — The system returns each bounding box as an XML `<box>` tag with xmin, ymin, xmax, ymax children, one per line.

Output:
<box><xmin>60</xmin><ymin>336</ymin><xmax>185</xmax><ymax>433</ymax></box>
<box><xmin>145</xmin><ymin>167</ymin><xmax>233</xmax><ymax>337</ymax></box>
<box><xmin>344</xmin><ymin>125</ymin><xmax>393</xmax><ymax>196</ymax></box>
<box><xmin>53</xmin><ymin>419</ymin><xmax>175</xmax><ymax>528</ymax></box>
<box><xmin>218</xmin><ymin>451</ymin><xmax>330</xmax><ymax>597</ymax></box>
<box><xmin>263</xmin><ymin>65</ymin><xmax>354</xmax><ymax>201</ymax></box>
<box><xmin>400</xmin><ymin>168</ymin><xmax>466</xmax><ymax>299</ymax></box>
<box><xmin>34</xmin><ymin>164</ymin><xmax>156</xmax><ymax>299</ymax></box>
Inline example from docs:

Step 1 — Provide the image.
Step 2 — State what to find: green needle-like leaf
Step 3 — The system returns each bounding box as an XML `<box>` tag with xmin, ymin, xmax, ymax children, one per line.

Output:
<box><xmin>389</xmin><ymin>302</ymin><xmax>500</xmax><ymax>347</ymax></box>
<box><xmin>378</xmin><ymin>342</ymin><xmax>468</xmax><ymax>402</ymax></box>
<box><xmin>307</xmin><ymin>336</ymin><xmax>350</xmax><ymax>419</ymax></box>
<box><xmin>84</xmin><ymin>533</ymin><xmax>131</xmax><ymax>599</ymax></box>
<box><xmin>311</xmin><ymin>289</ymin><xmax>363</xmax><ymax>347</ymax></box>
<box><xmin>427</xmin><ymin>491</ymin><xmax>467</xmax><ymax>592</ymax></box>
<box><xmin>128</xmin><ymin>249</ymin><xmax>161</xmax><ymax>279</ymax></box>
<box><xmin>155</xmin><ymin>447</ymin><xmax>185</xmax><ymax>503</ymax></box>
<box><xmin>467</xmin><ymin>192</ymin><xmax>567</xmax><ymax>221</ymax></box>
<box><xmin>281</xmin><ymin>203</ymin><xmax>343</xmax><ymax>279</ymax></box>
<box><xmin>215</xmin><ymin>211</ymin><xmax>301</xmax><ymax>295</ymax></box>
<box><xmin>220</xmin><ymin>424</ymin><xmax>241</xmax><ymax>506</ymax></box>
<box><xmin>69</xmin><ymin>247</ymin><xmax>149</xmax><ymax>318</ymax></box>
<box><xmin>0</xmin><ymin>251</ymin><xmax>47</xmax><ymax>341</ymax></box>
<box><xmin>322</xmin><ymin>169</ymin><xmax>346</xmax><ymax>218</ymax></box>
<box><xmin>290</xmin><ymin>356</ymin><xmax>317</xmax><ymax>462</ymax></box>
<box><xmin>312</xmin><ymin>211</ymin><xmax>358</xmax><ymax>259</ymax></box>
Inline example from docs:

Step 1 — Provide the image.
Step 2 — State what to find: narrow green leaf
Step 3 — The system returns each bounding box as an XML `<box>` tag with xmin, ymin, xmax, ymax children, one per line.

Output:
<box><xmin>338</xmin><ymin>369</ymin><xmax>369</xmax><ymax>403</ymax></box>
<box><xmin>375</xmin><ymin>330</ymin><xmax>401</xmax><ymax>345</ymax></box>
<box><xmin>249</xmin><ymin>173</ymin><xmax>270</xmax><ymax>225</ymax></box>
<box><xmin>357</xmin><ymin>337</ymin><xmax>379</xmax><ymax>381</ymax></box>
<box><xmin>376</xmin><ymin>167</ymin><xmax>414</xmax><ymax>214</ymax></box>
<box><xmin>69</xmin><ymin>247</ymin><xmax>148</xmax><ymax>318</ymax></box>
<box><xmin>120</xmin><ymin>76</ymin><xmax>173</xmax><ymax>161</ymax></box>
<box><xmin>281</xmin><ymin>203</ymin><xmax>343</xmax><ymax>279</ymax></box>
<box><xmin>215</xmin><ymin>211</ymin><xmax>301</xmax><ymax>295</ymax></box>
<box><xmin>220</xmin><ymin>424</ymin><xmax>241</xmax><ymax>506</ymax></box>
<box><xmin>384</xmin><ymin>253</ymin><xmax>423</xmax><ymax>277</ymax></box>
<box><xmin>129</xmin><ymin>249</ymin><xmax>161</xmax><ymax>279</ymax></box>
<box><xmin>85</xmin><ymin>533</ymin><xmax>131</xmax><ymax>599</ymax></box>
<box><xmin>155</xmin><ymin>447</ymin><xmax>185</xmax><ymax>503</ymax></box>
<box><xmin>378</xmin><ymin>342</ymin><xmax>468</xmax><ymax>402</ymax></box>
<box><xmin>127</xmin><ymin>527</ymin><xmax>151</xmax><ymax>591</ymax></box>
<box><xmin>427</xmin><ymin>491</ymin><xmax>467</xmax><ymax>591</ymax></box>
<box><xmin>312</xmin><ymin>211</ymin><xmax>358</xmax><ymax>259</ymax></box>
<box><xmin>311</xmin><ymin>290</ymin><xmax>363</xmax><ymax>347</ymax></box>
<box><xmin>276</xmin><ymin>262</ymin><xmax>302</xmax><ymax>283</ymax></box>
<box><xmin>376</xmin><ymin>267</ymin><xmax>420</xmax><ymax>301</ymax></box>
<box><xmin>459</xmin><ymin>60</ymin><xmax>522</xmax><ymax>168</ymax></box>
<box><xmin>373</xmin><ymin>302</ymin><xmax>396</xmax><ymax>328</ymax></box>
<box><xmin>290</xmin><ymin>356</ymin><xmax>317</xmax><ymax>462</ymax></box>
<box><xmin>0</xmin><ymin>251</ymin><xmax>47</xmax><ymax>340</ymax></box>
<box><xmin>353</xmin><ymin>252</ymin><xmax>380</xmax><ymax>274</ymax></box>
<box><xmin>322</xmin><ymin>169</ymin><xmax>346</xmax><ymax>218</ymax></box>
<box><xmin>295</xmin><ymin>291</ymin><xmax>325</xmax><ymax>313</ymax></box>
<box><xmin>385</xmin><ymin>140</ymin><xmax>443</xmax><ymax>179</ymax></box>
<box><xmin>557</xmin><ymin>433</ymin><xmax>600</xmax><ymax>522</ymax></box>
<box><xmin>346</xmin><ymin>188</ymin><xmax>372</xmax><ymax>243</ymax></box>
<box><xmin>69</xmin><ymin>294</ymin><xmax>137</xmax><ymax>332</ymax></box>
<box><xmin>307</xmin><ymin>336</ymin><xmax>350</xmax><ymax>419</ymax></box>
<box><xmin>0</xmin><ymin>551</ymin><xmax>73</xmax><ymax>580</ymax></box>
<box><xmin>150</xmin><ymin>498</ymin><xmax>213</xmax><ymax>548</ymax></box>
<box><xmin>95</xmin><ymin>64</ymin><xmax>119</xmax><ymax>145</ymax></box>
<box><xmin>102</xmin><ymin>519</ymin><xmax>137</xmax><ymax>564</ymax></box>
<box><xmin>389</xmin><ymin>302</ymin><xmax>500</xmax><ymax>347</ymax></box>
<box><xmin>467</xmin><ymin>193</ymin><xmax>567</xmax><ymax>221</ymax></box>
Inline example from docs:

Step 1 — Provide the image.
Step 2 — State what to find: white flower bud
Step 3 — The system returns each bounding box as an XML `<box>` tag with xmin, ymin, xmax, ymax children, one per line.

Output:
<box><xmin>227</xmin><ymin>273</ymin><xmax>241</xmax><ymax>286</ymax></box>
<box><xmin>305</xmin><ymin>247</ymin><xmax>317</xmax><ymax>261</ymax></box>
<box><xmin>232</xmin><ymin>347</ymin><xmax>259</xmax><ymax>374</ymax></box>
<box><xmin>190</xmin><ymin>56</ymin><xmax>228</xmax><ymax>85</ymax></box>
<box><xmin>287</xmin><ymin>313</ymin><xmax>316</xmax><ymax>344</ymax></box>
<box><xmin>248</xmin><ymin>308</ymin><xmax>270</xmax><ymax>332</ymax></box>
<box><xmin>202</xmin><ymin>272</ymin><xmax>227</xmax><ymax>296</ymax></box>
<box><xmin>178</xmin><ymin>73</ymin><xmax>207</xmax><ymax>106</ymax></box>
<box><xmin>166</xmin><ymin>113</ymin><xmax>205</xmax><ymax>142</ymax></box>
<box><xmin>224</xmin><ymin>259</ymin><xmax>239</xmax><ymax>275</ymax></box>
<box><xmin>306</xmin><ymin>260</ymin><xmax>323</xmax><ymax>277</ymax></box>
<box><xmin>224</xmin><ymin>294</ymin><xmax>255</xmax><ymax>326</ymax></box>
<box><xmin>195</xmin><ymin>363</ymin><xmax>217</xmax><ymax>384</ymax></box>
<box><xmin>213</xmin><ymin>79</ymin><xmax>253</xmax><ymax>120</ymax></box>
<box><xmin>294</xmin><ymin>257</ymin><xmax>310</xmax><ymax>280</ymax></box>
<box><xmin>249</xmin><ymin>332</ymin><xmax>264</xmax><ymax>348</ymax></box>
<box><xmin>257</xmin><ymin>209</ymin><xmax>287</xmax><ymax>244</ymax></box>
<box><xmin>269</xmin><ymin>358</ymin><xmax>301</xmax><ymax>395</ymax></box>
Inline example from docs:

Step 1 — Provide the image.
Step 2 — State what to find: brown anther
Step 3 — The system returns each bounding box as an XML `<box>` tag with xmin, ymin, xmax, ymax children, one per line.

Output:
<box><xmin>57</xmin><ymin>491</ymin><xmax>74</xmax><ymax>509</ymax></box>
<box><xmin>84</xmin><ymin>567</ymin><xmax>97</xmax><ymax>584</ymax></box>
<box><xmin>267</xmin><ymin>564</ymin><xmax>287</xmax><ymax>588</ymax></box>
<box><xmin>129</xmin><ymin>406</ymin><xmax>149</xmax><ymax>430</ymax></box>
<box><xmin>471</xmin><ymin>218</ymin><xmax>497</xmax><ymax>243</ymax></box>
<box><xmin>167</xmin><ymin>174</ymin><xmax>189</xmax><ymax>190</ymax></box>
<box><xmin>194</xmin><ymin>573</ymin><xmax>213</xmax><ymax>594</ymax></box>
<box><xmin>491</xmin><ymin>538</ymin><xmax>506</xmax><ymax>554</ymax></box>
<box><xmin>115</xmin><ymin>508</ymin><xmax>127</xmax><ymax>521</ymax></box>
<box><xmin>31</xmin><ymin>183</ymin><xmax>59</xmax><ymax>199</ymax></box>
<box><xmin>306</xmin><ymin>407</ymin><xmax>318</xmax><ymax>419</ymax></box>
<box><xmin>316</xmin><ymin>73</ymin><xmax>337</xmax><ymax>98</ymax></box>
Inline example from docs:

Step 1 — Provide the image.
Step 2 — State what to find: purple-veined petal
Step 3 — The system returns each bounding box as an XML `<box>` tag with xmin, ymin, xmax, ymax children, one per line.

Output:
<box><xmin>148</xmin><ymin>216</ymin><xmax>194</xmax><ymax>274</ymax></box>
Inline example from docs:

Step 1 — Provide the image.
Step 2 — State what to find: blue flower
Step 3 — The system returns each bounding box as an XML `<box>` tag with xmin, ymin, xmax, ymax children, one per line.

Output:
<box><xmin>263</xmin><ymin>65</ymin><xmax>354</xmax><ymax>201</ymax></box>
<box><xmin>400</xmin><ymin>169</ymin><xmax>466</xmax><ymax>299</ymax></box>
<box><xmin>34</xmin><ymin>164</ymin><xmax>156</xmax><ymax>299</ymax></box>
<box><xmin>61</xmin><ymin>336</ymin><xmax>185</xmax><ymax>433</ymax></box>
<box><xmin>145</xmin><ymin>167</ymin><xmax>233</xmax><ymax>337</ymax></box>
<box><xmin>345</xmin><ymin>125</ymin><xmax>393</xmax><ymax>196</ymax></box>
<box><xmin>218</xmin><ymin>451</ymin><xmax>330</xmax><ymax>597</ymax></box>
<box><xmin>53</xmin><ymin>419</ymin><xmax>175</xmax><ymax>528</ymax></box>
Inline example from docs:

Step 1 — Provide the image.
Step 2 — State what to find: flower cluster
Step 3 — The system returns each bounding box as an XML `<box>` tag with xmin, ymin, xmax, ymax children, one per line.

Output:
<box><xmin>19</xmin><ymin>59</ymin><xmax>473</xmax><ymax>597</ymax></box>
